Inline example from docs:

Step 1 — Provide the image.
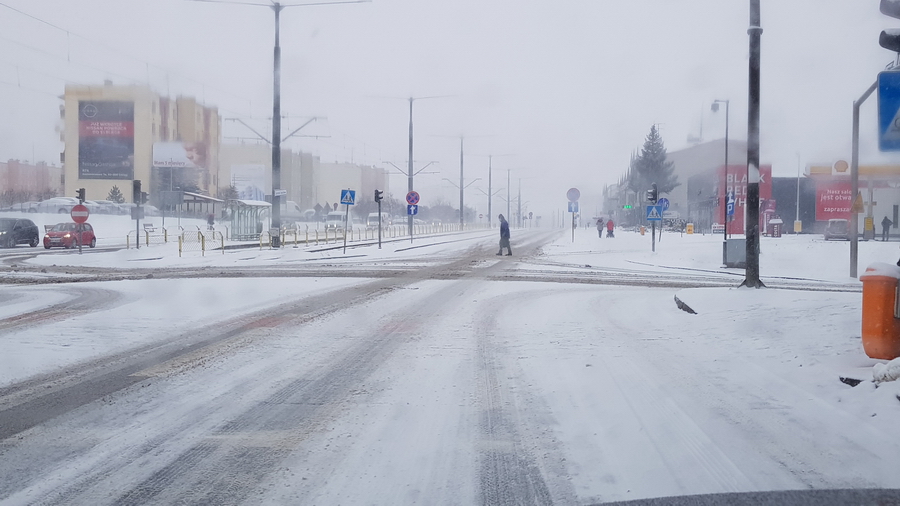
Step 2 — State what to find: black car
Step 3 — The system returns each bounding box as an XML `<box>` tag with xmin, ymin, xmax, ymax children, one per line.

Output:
<box><xmin>0</xmin><ymin>218</ymin><xmax>40</xmax><ymax>248</ymax></box>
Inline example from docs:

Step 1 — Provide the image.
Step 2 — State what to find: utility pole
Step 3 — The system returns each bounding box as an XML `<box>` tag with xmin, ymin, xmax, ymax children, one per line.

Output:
<box><xmin>742</xmin><ymin>0</ymin><xmax>764</xmax><ymax>288</ymax></box>
<box><xmin>517</xmin><ymin>178</ymin><xmax>522</xmax><ymax>228</ymax></box>
<box><xmin>194</xmin><ymin>0</ymin><xmax>365</xmax><ymax>248</ymax></box>
<box><xmin>459</xmin><ymin>137</ymin><xmax>464</xmax><ymax>228</ymax></box>
<box><xmin>507</xmin><ymin>169</ymin><xmax>511</xmax><ymax>223</ymax></box>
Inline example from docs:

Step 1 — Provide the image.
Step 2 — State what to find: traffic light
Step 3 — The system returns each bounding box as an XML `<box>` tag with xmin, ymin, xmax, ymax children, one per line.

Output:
<box><xmin>133</xmin><ymin>180</ymin><xmax>141</xmax><ymax>204</ymax></box>
<box><xmin>646</xmin><ymin>183</ymin><xmax>658</xmax><ymax>204</ymax></box>
<box><xmin>622</xmin><ymin>205</ymin><xmax>633</xmax><ymax>210</ymax></box>
<box><xmin>881</xmin><ymin>0</ymin><xmax>900</xmax><ymax>52</ymax></box>
<box><xmin>76</xmin><ymin>188</ymin><xmax>85</xmax><ymax>203</ymax></box>
<box><xmin>374</xmin><ymin>189</ymin><xmax>384</xmax><ymax>202</ymax></box>
<box><xmin>141</xmin><ymin>192</ymin><xmax>149</xmax><ymax>205</ymax></box>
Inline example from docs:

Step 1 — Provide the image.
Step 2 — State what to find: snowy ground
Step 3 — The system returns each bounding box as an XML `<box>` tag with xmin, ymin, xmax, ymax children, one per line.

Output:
<box><xmin>0</xmin><ymin>224</ymin><xmax>898</xmax><ymax>504</ymax></box>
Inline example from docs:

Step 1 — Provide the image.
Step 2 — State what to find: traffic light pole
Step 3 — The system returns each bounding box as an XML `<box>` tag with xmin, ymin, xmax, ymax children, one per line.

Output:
<box><xmin>377</xmin><ymin>195</ymin><xmax>383</xmax><ymax>249</ymax></box>
<box><xmin>851</xmin><ymin>80</ymin><xmax>878</xmax><ymax>278</ymax></box>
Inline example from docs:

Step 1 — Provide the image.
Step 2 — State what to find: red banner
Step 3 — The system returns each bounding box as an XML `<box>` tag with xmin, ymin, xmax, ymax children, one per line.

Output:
<box><xmin>815</xmin><ymin>180</ymin><xmax>852</xmax><ymax>221</ymax></box>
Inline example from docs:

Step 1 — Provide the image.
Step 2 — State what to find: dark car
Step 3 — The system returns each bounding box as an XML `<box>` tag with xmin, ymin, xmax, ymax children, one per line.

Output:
<box><xmin>824</xmin><ymin>219</ymin><xmax>850</xmax><ymax>241</ymax></box>
<box><xmin>43</xmin><ymin>222</ymin><xmax>96</xmax><ymax>249</ymax></box>
<box><xmin>0</xmin><ymin>218</ymin><xmax>40</xmax><ymax>248</ymax></box>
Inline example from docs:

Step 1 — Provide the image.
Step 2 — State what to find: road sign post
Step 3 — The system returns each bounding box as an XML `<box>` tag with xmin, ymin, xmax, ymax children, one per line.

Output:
<box><xmin>71</xmin><ymin>204</ymin><xmax>89</xmax><ymax>255</ymax></box>
<box><xmin>567</xmin><ymin>188</ymin><xmax>580</xmax><ymax>243</ymax></box>
<box><xmin>406</xmin><ymin>191</ymin><xmax>420</xmax><ymax>243</ymax></box>
<box><xmin>646</xmin><ymin>205</ymin><xmax>662</xmax><ymax>252</ymax></box>
<box><xmin>340</xmin><ymin>189</ymin><xmax>356</xmax><ymax>254</ymax></box>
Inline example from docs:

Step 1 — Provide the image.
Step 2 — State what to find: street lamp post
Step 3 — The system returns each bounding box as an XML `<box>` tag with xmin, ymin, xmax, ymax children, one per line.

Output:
<box><xmin>195</xmin><ymin>0</ymin><xmax>366</xmax><ymax>247</ymax></box>
<box><xmin>743</xmin><ymin>0</ymin><xmax>764</xmax><ymax>288</ymax></box>
<box><xmin>712</xmin><ymin>99</ymin><xmax>729</xmax><ymax>243</ymax></box>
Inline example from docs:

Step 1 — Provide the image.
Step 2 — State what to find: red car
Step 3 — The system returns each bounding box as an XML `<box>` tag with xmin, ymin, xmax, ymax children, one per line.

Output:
<box><xmin>43</xmin><ymin>222</ymin><xmax>96</xmax><ymax>249</ymax></box>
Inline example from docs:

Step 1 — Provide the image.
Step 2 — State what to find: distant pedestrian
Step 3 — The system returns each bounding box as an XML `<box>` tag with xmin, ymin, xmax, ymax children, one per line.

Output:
<box><xmin>883</xmin><ymin>216</ymin><xmax>893</xmax><ymax>241</ymax></box>
<box><xmin>606</xmin><ymin>219</ymin><xmax>615</xmax><ymax>238</ymax></box>
<box><xmin>497</xmin><ymin>214</ymin><xmax>512</xmax><ymax>256</ymax></box>
<box><xmin>207</xmin><ymin>213</ymin><xmax>215</xmax><ymax>230</ymax></box>
<box><xmin>596</xmin><ymin>218</ymin><xmax>605</xmax><ymax>238</ymax></box>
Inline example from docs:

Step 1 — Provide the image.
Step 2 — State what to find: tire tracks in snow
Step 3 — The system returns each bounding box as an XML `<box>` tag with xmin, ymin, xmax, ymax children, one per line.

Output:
<box><xmin>0</xmin><ymin>285</ymin><xmax>124</xmax><ymax>331</ymax></box>
<box><xmin>474</xmin><ymin>288</ymin><xmax>578</xmax><ymax>506</ymax></box>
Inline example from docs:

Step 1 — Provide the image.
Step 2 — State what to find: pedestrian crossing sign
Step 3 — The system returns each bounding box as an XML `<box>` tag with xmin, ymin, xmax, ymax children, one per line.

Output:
<box><xmin>340</xmin><ymin>189</ymin><xmax>356</xmax><ymax>205</ymax></box>
<box><xmin>646</xmin><ymin>205</ymin><xmax>663</xmax><ymax>221</ymax></box>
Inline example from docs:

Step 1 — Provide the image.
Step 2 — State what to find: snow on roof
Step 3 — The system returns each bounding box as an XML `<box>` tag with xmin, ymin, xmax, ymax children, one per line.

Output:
<box><xmin>860</xmin><ymin>262</ymin><xmax>900</xmax><ymax>280</ymax></box>
<box><xmin>232</xmin><ymin>200</ymin><xmax>272</xmax><ymax>207</ymax></box>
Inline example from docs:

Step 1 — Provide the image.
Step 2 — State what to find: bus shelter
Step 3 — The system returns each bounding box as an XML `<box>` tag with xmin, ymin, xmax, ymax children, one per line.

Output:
<box><xmin>228</xmin><ymin>199</ymin><xmax>271</xmax><ymax>241</ymax></box>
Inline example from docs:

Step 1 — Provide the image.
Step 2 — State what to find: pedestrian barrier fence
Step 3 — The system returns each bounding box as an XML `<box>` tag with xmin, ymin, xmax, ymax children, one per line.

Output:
<box><xmin>179</xmin><ymin>230</ymin><xmax>225</xmax><ymax>257</ymax></box>
<box><xmin>126</xmin><ymin>227</ymin><xmax>170</xmax><ymax>249</ymax></box>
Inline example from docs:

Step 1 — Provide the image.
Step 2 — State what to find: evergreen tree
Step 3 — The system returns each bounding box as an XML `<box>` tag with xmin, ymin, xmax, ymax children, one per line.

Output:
<box><xmin>218</xmin><ymin>185</ymin><xmax>239</xmax><ymax>202</ymax></box>
<box><xmin>627</xmin><ymin>125</ymin><xmax>679</xmax><ymax>195</ymax></box>
<box><xmin>107</xmin><ymin>185</ymin><xmax>125</xmax><ymax>204</ymax></box>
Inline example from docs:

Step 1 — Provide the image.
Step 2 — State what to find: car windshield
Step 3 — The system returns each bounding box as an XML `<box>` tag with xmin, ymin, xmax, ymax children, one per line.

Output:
<box><xmin>3</xmin><ymin>2</ymin><xmax>900</xmax><ymax>505</ymax></box>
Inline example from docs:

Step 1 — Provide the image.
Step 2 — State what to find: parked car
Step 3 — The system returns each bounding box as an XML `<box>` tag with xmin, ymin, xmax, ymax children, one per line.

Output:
<box><xmin>0</xmin><ymin>218</ymin><xmax>39</xmax><ymax>247</ymax></box>
<box><xmin>43</xmin><ymin>222</ymin><xmax>96</xmax><ymax>249</ymax></box>
<box><xmin>0</xmin><ymin>201</ymin><xmax>39</xmax><ymax>213</ymax></box>
<box><xmin>324</xmin><ymin>211</ymin><xmax>348</xmax><ymax>229</ymax></box>
<box><xmin>824</xmin><ymin>218</ymin><xmax>850</xmax><ymax>241</ymax></box>
<box><xmin>85</xmin><ymin>200</ymin><xmax>119</xmax><ymax>214</ymax></box>
<box><xmin>34</xmin><ymin>197</ymin><xmax>80</xmax><ymax>214</ymax></box>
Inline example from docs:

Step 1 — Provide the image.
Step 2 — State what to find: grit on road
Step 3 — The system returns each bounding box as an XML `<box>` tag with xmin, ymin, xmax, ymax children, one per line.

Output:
<box><xmin>0</xmin><ymin>229</ymin><xmax>896</xmax><ymax>505</ymax></box>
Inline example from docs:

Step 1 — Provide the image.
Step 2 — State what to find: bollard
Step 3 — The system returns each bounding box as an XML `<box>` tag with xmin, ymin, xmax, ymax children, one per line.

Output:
<box><xmin>178</xmin><ymin>236</ymin><xmax>183</xmax><ymax>257</ymax></box>
<box><xmin>861</xmin><ymin>263</ymin><xmax>900</xmax><ymax>360</ymax></box>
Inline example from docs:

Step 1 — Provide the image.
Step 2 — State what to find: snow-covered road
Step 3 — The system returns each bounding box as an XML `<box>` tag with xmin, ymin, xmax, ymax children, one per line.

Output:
<box><xmin>0</xmin><ymin>227</ymin><xmax>898</xmax><ymax>504</ymax></box>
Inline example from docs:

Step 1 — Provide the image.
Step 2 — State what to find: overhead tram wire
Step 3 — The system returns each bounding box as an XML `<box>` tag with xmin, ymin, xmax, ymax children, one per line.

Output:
<box><xmin>0</xmin><ymin>1</ymin><xmax>254</xmax><ymax>116</ymax></box>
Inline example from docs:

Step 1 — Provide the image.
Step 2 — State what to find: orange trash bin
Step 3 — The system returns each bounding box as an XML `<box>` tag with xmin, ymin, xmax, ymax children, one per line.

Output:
<box><xmin>861</xmin><ymin>263</ymin><xmax>900</xmax><ymax>360</ymax></box>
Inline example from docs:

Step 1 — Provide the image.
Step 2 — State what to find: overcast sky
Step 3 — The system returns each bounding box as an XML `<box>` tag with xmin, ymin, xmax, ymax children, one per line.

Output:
<box><xmin>0</xmin><ymin>0</ymin><xmax>898</xmax><ymax>219</ymax></box>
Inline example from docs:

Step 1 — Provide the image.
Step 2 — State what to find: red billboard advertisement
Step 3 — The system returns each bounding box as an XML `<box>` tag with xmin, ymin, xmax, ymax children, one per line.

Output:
<box><xmin>717</xmin><ymin>164</ymin><xmax>772</xmax><ymax>235</ymax></box>
<box><xmin>815</xmin><ymin>180</ymin><xmax>852</xmax><ymax>221</ymax></box>
<box><xmin>78</xmin><ymin>101</ymin><xmax>134</xmax><ymax>180</ymax></box>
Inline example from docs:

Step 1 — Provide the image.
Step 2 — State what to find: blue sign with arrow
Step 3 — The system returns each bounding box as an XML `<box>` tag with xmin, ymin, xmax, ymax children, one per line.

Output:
<box><xmin>568</xmin><ymin>201</ymin><xmax>579</xmax><ymax>213</ymax></box>
<box><xmin>407</xmin><ymin>204</ymin><xmax>418</xmax><ymax>215</ymax></box>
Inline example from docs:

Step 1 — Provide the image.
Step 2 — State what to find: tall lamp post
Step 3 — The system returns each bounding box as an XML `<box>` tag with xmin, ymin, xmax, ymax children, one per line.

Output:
<box><xmin>712</xmin><ymin>99</ymin><xmax>729</xmax><ymax>245</ymax></box>
<box><xmin>194</xmin><ymin>0</ymin><xmax>367</xmax><ymax>248</ymax></box>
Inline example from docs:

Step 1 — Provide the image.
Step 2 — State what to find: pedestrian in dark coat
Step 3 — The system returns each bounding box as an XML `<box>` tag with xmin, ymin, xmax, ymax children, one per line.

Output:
<box><xmin>497</xmin><ymin>214</ymin><xmax>512</xmax><ymax>256</ymax></box>
<box><xmin>597</xmin><ymin>218</ymin><xmax>604</xmax><ymax>238</ymax></box>
<box><xmin>883</xmin><ymin>216</ymin><xmax>893</xmax><ymax>241</ymax></box>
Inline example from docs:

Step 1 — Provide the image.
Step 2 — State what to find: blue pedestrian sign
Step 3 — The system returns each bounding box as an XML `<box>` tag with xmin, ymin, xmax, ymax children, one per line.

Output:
<box><xmin>340</xmin><ymin>189</ymin><xmax>356</xmax><ymax>205</ymax></box>
<box><xmin>657</xmin><ymin>198</ymin><xmax>670</xmax><ymax>211</ymax></box>
<box><xmin>568</xmin><ymin>201</ymin><xmax>579</xmax><ymax>213</ymax></box>
<box><xmin>646</xmin><ymin>205</ymin><xmax>663</xmax><ymax>221</ymax></box>
<box><xmin>879</xmin><ymin>71</ymin><xmax>900</xmax><ymax>151</ymax></box>
<box><xmin>726</xmin><ymin>190</ymin><xmax>735</xmax><ymax>216</ymax></box>
<box><xmin>407</xmin><ymin>204</ymin><xmax>418</xmax><ymax>215</ymax></box>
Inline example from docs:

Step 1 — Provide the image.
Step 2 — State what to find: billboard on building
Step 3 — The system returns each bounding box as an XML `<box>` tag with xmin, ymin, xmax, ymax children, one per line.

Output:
<box><xmin>815</xmin><ymin>180</ymin><xmax>853</xmax><ymax>221</ymax></box>
<box><xmin>78</xmin><ymin>101</ymin><xmax>134</xmax><ymax>179</ymax></box>
<box><xmin>231</xmin><ymin>164</ymin><xmax>268</xmax><ymax>201</ymax></box>
<box><xmin>717</xmin><ymin>164</ymin><xmax>772</xmax><ymax>234</ymax></box>
<box><xmin>153</xmin><ymin>142</ymin><xmax>199</xmax><ymax>168</ymax></box>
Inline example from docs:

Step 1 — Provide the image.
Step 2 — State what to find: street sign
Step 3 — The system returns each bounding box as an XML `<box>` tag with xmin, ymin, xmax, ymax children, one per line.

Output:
<box><xmin>479</xmin><ymin>213</ymin><xmax>483</xmax><ymax>219</ymax></box>
<box><xmin>658</xmin><ymin>198</ymin><xmax>670</xmax><ymax>211</ymax></box>
<box><xmin>851</xmin><ymin>192</ymin><xmax>865</xmax><ymax>213</ymax></box>
<box><xmin>646</xmin><ymin>205</ymin><xmax>663</xmax><ymax>221</ymax></box>
<box><xmin>407</xmin><ymin>204</ymin><xmax>418</xmax><ymax>215</ymax></box>
<box><xmin>406</xmin><ymin>191</ymin><xmax>420</xmax><ymax>205</ymax></box>
<box><xmin>340</xmin><ymin>189</ymin><xmax>356</xmax><ymax>205</ymax></box>
<box><xmin>274</xmin><ymin>189</ymin><xmax>287</xmax><ymax>197</ymax></box>
<box><xmin>71</xmin><ymin>204</ymin><xmax>89</xmax><ymax>224</ymax></box>
<box><xmin>568</xmin><ymin>201</ymin><xmax>579</xmax><ymax>213</ymax></box>
<box><xmin>566</xmin><ymin>188</ymin><xmax>580</xmax><ymax>202</ymax></box>
<box><xmin>878</xmin><ymin>71</ymin><xmax>900</xmax><ymax>151</ymax></box>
